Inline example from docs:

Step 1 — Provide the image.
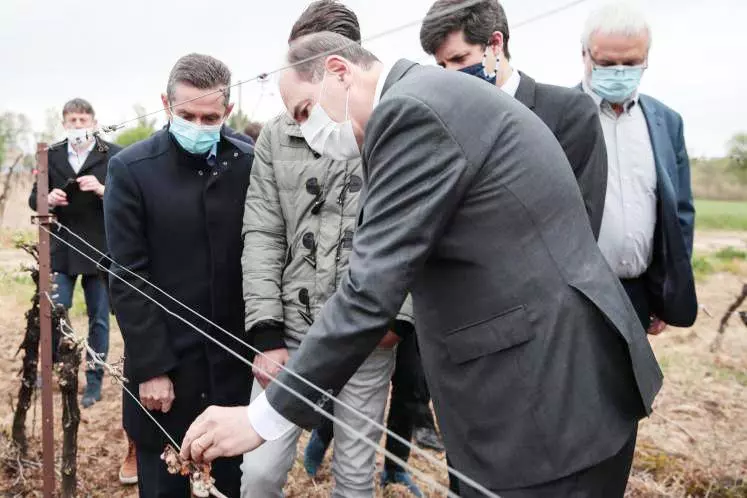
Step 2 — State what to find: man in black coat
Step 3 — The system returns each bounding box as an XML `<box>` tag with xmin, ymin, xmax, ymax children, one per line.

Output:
<box><xmin>420</xmin><ymin>0</ymin><xmax>608</xmax><ymax>240</ymax></box>
<box><xmin>104</xmin><ymin>53</ymin><xmax>253</xmax><ymax>497</ymax></box>
<box><xmin>29</xmin><ymin>98</ymin><xmax>121</xmax><ymax>408</ymax></box>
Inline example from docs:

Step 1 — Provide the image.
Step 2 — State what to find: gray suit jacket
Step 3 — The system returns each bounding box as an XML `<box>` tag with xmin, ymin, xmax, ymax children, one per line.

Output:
<box><xmin>514</xmin><ymin>72</ymin><xmax>607</xmax><ymax>239</ymax></box>
<box><xmin>265</xmin><ymin>60</ymin><xmax>663</xmax><ymax>491</ymax></box>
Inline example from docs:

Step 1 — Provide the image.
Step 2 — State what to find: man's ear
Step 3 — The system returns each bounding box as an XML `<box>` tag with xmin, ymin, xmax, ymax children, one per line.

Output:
<box><xmin>224</xmin><ymin>102</ymin><xmax>235</xmax><ymax>119</ymax></box>
<box><xmin>488</xmin><ymin>31</ymin><xmax>505</xmax><ymax>58</ymax></box>
<box><xmin>161</xmin><ymin>93</ymin><xmax>172</xmax><ymax>118</ymax></box>
<box><xmin>324</xmin><ymin>55</ymin><xmax>349</xmax><ymax>83</ymax></box>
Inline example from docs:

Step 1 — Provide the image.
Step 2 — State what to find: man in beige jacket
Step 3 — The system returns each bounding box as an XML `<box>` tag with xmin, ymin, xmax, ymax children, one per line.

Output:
<box><xmin>239</xmin><ymin>3</ymin><xmax>415</xmax><ymax>497</ymax></box>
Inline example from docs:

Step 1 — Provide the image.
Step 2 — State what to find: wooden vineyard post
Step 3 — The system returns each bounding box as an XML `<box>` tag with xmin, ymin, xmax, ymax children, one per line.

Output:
<box><xmin>35</xmin><ymin>142</ymin><xmax>56</xmax><ymax>497</ymax></box>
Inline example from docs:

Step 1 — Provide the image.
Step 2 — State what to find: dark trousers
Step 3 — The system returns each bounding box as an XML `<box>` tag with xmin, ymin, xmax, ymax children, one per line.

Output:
<box><xmin>136</xmin><ymin>448</ymin><xmax>242</xmax><ymax>497</ymax></box>
<box><xmin>384</xmin><ymin>331</ymin><xmax>435</xmax><ymax>472</ymax></box>
<box><xmin>621</xmin><ymin>277</ymin><xmax>651</xmax><ymax>331</ymax></box>
<box><xmin>450</xmin><ymin>426</ymin><xmax>638</xmax><ymax>498</ymax></box>
<box><xmin>315</xmin><ymin>332</ymin><xmax>435</xmax><ymax>471</ymax></box>
<box><xmin>52</xmin><ymin>272</ymin><xmax>110</xmax><ymax>371</ymax></box>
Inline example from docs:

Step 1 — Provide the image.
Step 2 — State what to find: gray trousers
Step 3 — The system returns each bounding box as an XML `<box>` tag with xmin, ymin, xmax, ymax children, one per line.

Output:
<box><xmin>240</xmin><ymin>347</ymin><xmax>396</xmax><ymax>498</ymax></box>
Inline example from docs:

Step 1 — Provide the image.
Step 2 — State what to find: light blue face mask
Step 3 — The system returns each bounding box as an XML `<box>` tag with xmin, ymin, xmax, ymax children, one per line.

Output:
<box><xmin>589</xmin><ymin>65</ymin><xmax>645</xmax><ymax>104</ymax></box>
<box><xmin>169</xmin><ymin>114</ymin><xmax>222</xmax><ymax>155</ymax></box>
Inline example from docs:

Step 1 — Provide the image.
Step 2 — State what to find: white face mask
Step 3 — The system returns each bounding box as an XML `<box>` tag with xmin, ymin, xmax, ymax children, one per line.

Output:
<box><xmin>300</xmin><ymin>73</ymin><xmax>360</xmax><ymax>161</ymax></box>
<box><xmin>67</xmin><ymin>127</ymin><xmax>94</xmax><ymax>147</ymax></box>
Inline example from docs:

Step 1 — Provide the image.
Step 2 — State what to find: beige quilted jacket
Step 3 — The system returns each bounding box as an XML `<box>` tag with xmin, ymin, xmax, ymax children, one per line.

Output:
<box><xmin>241</xmin><ymin>113</ymin><xmax>413</xmax><ymax>350</ymax></box>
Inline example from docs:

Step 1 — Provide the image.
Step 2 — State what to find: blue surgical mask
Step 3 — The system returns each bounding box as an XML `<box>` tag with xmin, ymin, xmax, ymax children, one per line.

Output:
<box><xmin>169</xmin><ymin>114</ymin><xmax>222</xmax><ymax>155</ymax></box>
<box><xmin>458</xmin><ymin>52</ymin><xmax>499</xmax><ymax>85</ymax></box>
<box><xmin>589</xmin><ymin>65</ymin><xmax>644</xmax><ymax>104</ymax></box>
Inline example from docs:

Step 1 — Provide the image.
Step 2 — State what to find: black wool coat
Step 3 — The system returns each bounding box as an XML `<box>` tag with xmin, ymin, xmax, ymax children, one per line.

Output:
<box><xmin>29</xmin><ymin>138</ymin><xmax>122</xmax><ymax>275</ymax></box>
<box><xmin>104</xmin><ymin>129</ymin><xmax>254</xmax><ymax>450</ymax></box>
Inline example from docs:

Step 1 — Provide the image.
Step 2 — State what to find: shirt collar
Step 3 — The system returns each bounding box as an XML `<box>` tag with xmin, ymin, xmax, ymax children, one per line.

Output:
<box><xmin>500</xmin><ymin>67</ymin><xmax>521</xmax><ymax>98</ymax></box>
<box><xmin>67</xmin><ymin>138</ymin><xmax>96</xmax><ymax>157</ymax></box>
<box><xmin>582</xmin><ymin>78</ymin><xmax>639</xmax><ymax>113</ymax></box>
<box><xmin>373</xmin><ymin>61</ymin><xmax>395</xmax><ymax>109</ymax></box>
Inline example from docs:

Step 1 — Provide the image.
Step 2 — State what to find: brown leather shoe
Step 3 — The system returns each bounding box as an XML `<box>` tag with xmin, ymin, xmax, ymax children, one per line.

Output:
<box><xmin>119</xmin><ymin>436</ymin><xmax>138</xmax><ymax>485</ymax></box>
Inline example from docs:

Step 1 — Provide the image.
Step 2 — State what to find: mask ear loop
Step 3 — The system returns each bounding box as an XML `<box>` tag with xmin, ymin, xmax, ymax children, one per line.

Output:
<box><xmin>316</xmin><ymin>71</ymin><xmax>329</xmax><ymax>108</ymax></box>
<box><xmin>482</xmin><ymin>45</ymin><xmax>498</xmax><ymax>80</ymax></box>
<box><xmin>344</xmin><ymin>84</ymin><xmax>350</xmax><ymax>121</ymax></box>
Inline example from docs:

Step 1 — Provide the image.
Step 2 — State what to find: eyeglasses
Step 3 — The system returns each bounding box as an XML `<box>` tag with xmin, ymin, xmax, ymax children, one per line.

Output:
<box><xmin>587</xmin><ymin>52</ymin><xmax>647</xmax><ymax>72</ymax></box>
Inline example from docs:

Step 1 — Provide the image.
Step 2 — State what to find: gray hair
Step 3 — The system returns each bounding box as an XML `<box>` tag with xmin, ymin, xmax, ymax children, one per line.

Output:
<box><xmin>166</xmin><ymin>53</ymin><xmax>232</xmax><ymax>106</ymax></box>
<box><xmin>581</xmin><ymin>2</ymin><xmax>651</xmax><ymax>50</ymax></box>
<box><xmin>62</xmin><ymin>98</ymin><xmax>95</xmax><ymax>118</ymax></box>
<box><xmin>287</xmin><ymin>31</ymin><xmax>379</xmax><ymax>82</ymax></box>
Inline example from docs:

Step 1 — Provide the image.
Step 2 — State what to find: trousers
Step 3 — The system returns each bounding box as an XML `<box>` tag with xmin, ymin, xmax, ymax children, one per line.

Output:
<box><xmin>241</xmin><ymin>347</ymin><xmax>395</xmax><ymax>497</ymax></box>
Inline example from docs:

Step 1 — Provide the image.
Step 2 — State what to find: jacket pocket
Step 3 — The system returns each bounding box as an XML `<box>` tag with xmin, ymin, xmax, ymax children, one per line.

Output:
<box><xmin>444</xmin><ymin>305</ymin><xmax>534</xmax><ymax>365</ymax></box>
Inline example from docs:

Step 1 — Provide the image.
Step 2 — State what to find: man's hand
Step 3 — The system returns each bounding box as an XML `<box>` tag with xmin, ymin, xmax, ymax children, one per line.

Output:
<box><xmin>77</xmin><ymin>175</ymin><xmax>105</xmax><ymax>197</ymax></box>
<box><xmin>648</xmin><ymin>317</ymin><xmax>667</xmax><ymax>336</ymax></box>
<box><xmin>48</xmin><ymin>188</ymin><xmax>68</xmax><ymax>207</ymax></box>
<box><xmin>378</xmin><ymin>330</ymin><xmax>401</xmax><ymax>349</ymax></box>
<box><xmin>139</xmin><ymin>375</ymin><xmax>175</xmax><ymax>413</ymax></box>
<box><xmin>253</xmin><ymin>348</ymin><xmax>289</xmax><ymax>389</ymax></box>
<box><xmin>181</xmin><ymin>406</ymin><xmax>264</xmax><ymax>462</ymax></box>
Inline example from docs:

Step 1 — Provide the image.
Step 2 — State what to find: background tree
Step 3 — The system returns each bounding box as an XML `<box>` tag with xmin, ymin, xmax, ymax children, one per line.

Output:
<box><xmin>114</xmin><ymin>104</ymin><xmax>156</xmax><ymax>148</ymax></box>
<box><xmin>727</xmin><ymin>132</ymin><xmax>747</xmax><ymax>170</ymax></box>
<box><xmin>228</xmin><ymin>109</ymin><xmax>250</xmax><ymax>133</ymax></box>
<box><xmin>35</xmin><ymin>107</ymin><xmax>64</xmax><ymax>144</ymax></box>
<box><xmin>0</xmin><ymin>112</ymin><xmax>32</xmax><ymax>167</ymax></box>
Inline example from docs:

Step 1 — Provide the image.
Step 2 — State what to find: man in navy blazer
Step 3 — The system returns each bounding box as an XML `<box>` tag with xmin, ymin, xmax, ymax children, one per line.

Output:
<box><xmin>580</xmin><ymin>2</ymin><xmax>697</xmax><ymax>334</ymax></box>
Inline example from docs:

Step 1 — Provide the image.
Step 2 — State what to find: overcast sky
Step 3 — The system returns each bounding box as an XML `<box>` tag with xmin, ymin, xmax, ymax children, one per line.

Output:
<box><xmin>0</xmin><ymin>0</ymin><xmax>743</xmax><ymax>157</ymax></box>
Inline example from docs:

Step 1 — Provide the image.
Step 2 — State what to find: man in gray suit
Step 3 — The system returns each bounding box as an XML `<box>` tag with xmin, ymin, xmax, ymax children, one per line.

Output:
<box><xmin>182</xmin><ymin>32</ymin><xmax>663</xmax><ymax>497</ymax></box>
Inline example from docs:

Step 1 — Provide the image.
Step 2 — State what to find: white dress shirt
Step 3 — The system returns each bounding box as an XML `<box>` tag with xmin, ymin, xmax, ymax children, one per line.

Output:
<box><xmin>499</xmin><ymin>67</ymin><xmax>521</xmax><ymax>98</ymax></box>
<box><xmin>67</xmin><ymin>139</ymin><xmax>96</xmax><ymax>174</ymax></box>
<box><xmin>248</xmin><ymin>61</ymin><xmax>398</xmax><ymax>442</ymax></box>
<box><xmin>582</xmin><ymin>80</ymin><xmax>657</xmax><ymax>279</ymax></box>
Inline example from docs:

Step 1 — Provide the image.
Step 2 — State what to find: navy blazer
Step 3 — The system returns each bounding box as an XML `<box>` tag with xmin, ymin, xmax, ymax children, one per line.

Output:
<box><xmin>638</xmin><ymin>94</ymin><xmax>697</xmax><ymax>327</ymax></box>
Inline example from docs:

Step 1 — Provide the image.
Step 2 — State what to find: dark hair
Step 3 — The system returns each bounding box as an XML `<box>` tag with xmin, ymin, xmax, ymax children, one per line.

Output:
<box><xmin>420</xmin><ymin>0</ymin><xmax>511</xmax><ymax>60</ymax></box>
<box><xmin>167</xmin><ymin>53</ymin><xmax>232</xmax><ymax>105</ymax></box>
<box><xmin>287</xmin><ymin>31</ymin><xmax>379</xmax><ymax>82</ymax></box>
<box><xmin>244</xmin><ymin>121</ymin><xmax>264</xmax><ymax>142</ymax></box>
<box><xmin>289</xmin><ymin>0</ymin><xmax>361</xmax><ymax>43</ymax></box>
<box><xmin>62</xmin><ymin>98</ymin><xmax>95</xmax><ymax>118</ymax></box>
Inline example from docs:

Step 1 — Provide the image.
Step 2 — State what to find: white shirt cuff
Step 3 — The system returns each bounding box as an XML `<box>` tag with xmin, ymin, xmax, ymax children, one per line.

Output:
<box><xmin>247</xmin><ymin>391</ymin><xmax>295</xmax><ymax>441</ymax></box>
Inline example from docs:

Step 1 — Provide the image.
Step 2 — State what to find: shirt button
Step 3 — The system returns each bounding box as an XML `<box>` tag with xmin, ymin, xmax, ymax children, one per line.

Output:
<box><xmin>198</xmin><ymin>170</ymin><xmax>204</xmax><ymax>176</ymax></box>
<box><xmin>233</xmin><ymin>152</ymin><xmax>238</xmax><ymax>158</ymax></box>
<box><xmin>213</xmin><ymin>171</ymin><xmax>218</xmax><ymax>176</ymax></box>
<box><xmin>621</xmin><ymin>260</ymin><xmax>628</xmax><ymax>266</ymax></box>
<box><xmin>200</xmin><ymin>392</ymin><xmax>206</xmax><ymax>399</ymax></box>
<box><xmin>222</xmin><ymin>161</ymin><xmax>228</xmax><ymax>166</ymax></box>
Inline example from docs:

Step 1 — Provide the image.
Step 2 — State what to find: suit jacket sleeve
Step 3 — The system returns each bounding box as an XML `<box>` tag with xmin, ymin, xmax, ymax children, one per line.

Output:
<box><xmin>241</xmin><ymin>126</ymin><xmax>287</xmax><ymax>352</ymax></box>
<box><xmin>555</xmin><ymin>92</ymin><xmax>607</xmax><ymax>239</ymax></box>
<box><xmin>673</xmin><ymin>114</ymin><xmax>695</xmax><ymax>257</ymax></box>
<box><xmin>104</xmin><ymin>155</ymin><xmax>178</xmax><ymax>384</ymax></box>
<box><xmin>265</xmin><ymin>95</ymin><xmax>470</xmax><ymax>428</ymax></box>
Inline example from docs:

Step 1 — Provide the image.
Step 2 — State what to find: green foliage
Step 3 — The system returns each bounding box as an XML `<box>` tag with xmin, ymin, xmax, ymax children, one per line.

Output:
<box><xmin>114</xmin><ymin>104</ymin><xmax>157</xmax><ymax>148</ymax></box>
<box><xmin>695</xmin><ymin>200</ymin><xmax>747</xmax><ymax>231</ymax></box>
<box><xmin>727</xmin><ymin>132</ymin><xmax>747</xmax><ymax>170</ymax></box>
<box><xmin>713</xmin><ymin>247</ymin><xmax>747</xmax><ymax>261</ymax></box>
<box><xmin>115</xmin><ymin>125</ymin><xmax>154</xmax><ymax>148</ymax></box>
<box><xmin>692</xmin><ymin>245</ymin><xmax>747</xmax><ymax>281</ymax></box>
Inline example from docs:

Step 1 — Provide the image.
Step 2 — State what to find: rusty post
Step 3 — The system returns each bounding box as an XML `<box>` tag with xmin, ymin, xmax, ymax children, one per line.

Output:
<box><xmin>36</xmin><ymin>142</ymin><xmax>55</xmax><ymax>497</ymax></box>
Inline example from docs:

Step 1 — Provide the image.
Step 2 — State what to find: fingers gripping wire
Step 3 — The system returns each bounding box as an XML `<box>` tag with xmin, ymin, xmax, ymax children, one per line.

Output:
<box><xmin>38</xmin><ymin>224</ymin><xmax>498</xmax><ymax>498</ymax></box>
<box><xmin>51</xmin><ymin>219</ymin><xmax>499</xmax><ymax>496</ymax></box>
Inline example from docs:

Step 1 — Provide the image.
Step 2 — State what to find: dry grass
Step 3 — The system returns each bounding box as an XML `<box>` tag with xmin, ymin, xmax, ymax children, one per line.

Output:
<box><xmin>0</xmin><ymin>178</ymin><xmax>745</xmax><ymax>497</ymax></box>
